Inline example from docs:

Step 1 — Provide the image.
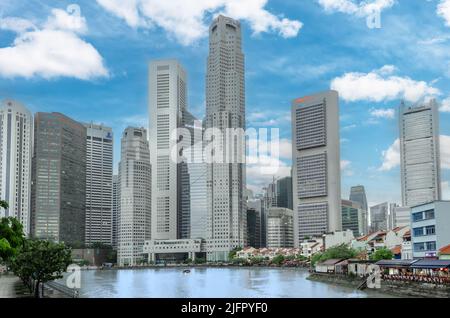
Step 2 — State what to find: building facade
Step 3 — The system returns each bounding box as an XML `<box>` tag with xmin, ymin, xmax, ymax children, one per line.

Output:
<box><xmin>341</xmin><ymin>199</ymin><xmax>364</xmax><ymax>237</ymax></box>
<box><xmin>0</xmin><ymin>100</ymin><xmax>33</xmax><ymax>235</ymax></box>
<box><xmin>277</xmin><ymin>176</ymin><xmax>293</xmax><ymax>210</ymax></box>
<box><xmin>246</xmin><ymin>207</ymin><xmax>261</xmax><ymax>248</ymax></box>
<box><xmin>112</xmin><ymin>174</ymin><xmax>119</xmax><ymax>249</ymax></box>
<box><xmin>393</xmin><ymin>206</ymin><xmax>411</xmax><ymax>228</ymax></box>
<box><xmin>349</xmin><ymin>185</ymin><xmax>368</xmax><ymax>234</ymax></box>
<box><xmin>149</xmin><ymin>59</ymin><xmax>193</xmax><ymax>242</ymax></box>
<box><xmin>84</xmin><ymin>123</ymin><xmax>113</xmax><ymax>246</ymax></box>
<box><xmin>370</xmin><ymin>202</ymin><xmax>388</xmax><ymax>232</ymax></box>
<box><xmin>31</xmin><ymin>112</ymin><xmax>86</xmax><ymax>245</ymax></box>
<box><xmin>267</xmin><ymin>207</ymin><xmax>294</xmax><ymax>248</ymax></box>
<box><xmin>205</xmin><ymin>15</ymin><xmax>246</xmax><ymax>261</ymax></box>
<box><xmin>247</xmin><ymin>198</ymin><xmax>266</xmax><ymax>248</ymax></box>
<box><xmin>399</xmin><ymin>100</ymin><xmax>441</xmax><ymax>207</ymax></box>
<box><xmin>291</xmin><ymin>90</ymin><xmax>341</xmax><ymax>245</ymax></box>
<box><xmin>411</xmin><ymin>201</ymin><xmax>450</xmax><ymax>259</ymax></box>
<box><xmin>118</xmin><ymin>127</ymin><xmax>151</xmax><ymax>266</ymax></box>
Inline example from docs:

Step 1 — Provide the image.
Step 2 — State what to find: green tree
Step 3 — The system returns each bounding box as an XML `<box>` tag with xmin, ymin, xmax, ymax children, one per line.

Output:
<box><xmin>311</xmin><ymin>244</ymin><xmax>358</xmax><ymax>266</ymax></box>
<box><xmin>271</xmin><ymin>255</ymin><xmax>285</xmax><ymax>266</ymax></box>
<box><xmin>228</xmin><ymin>247</ymin><xmax>242</xmax><ymax>260</ymax></box>
<box><xmin>0</xmin><ymin>216</ymin><xmax>25</xmax><ymax>263</ymax></box>
<box><xmin>370</xmin><ymin>248</ymin><xmax>394</xmax><ymax>261</ymax></box>
<box><xmin>194</xmin><ymin>257</ymin><xmax>206</xmax><ymax>264</ymax></box>
<box><xmin>0</xmin><ymin>200</ymin><xmax>8</xmax><ymax>210</ymax></box>
<box><xmin>10</xmin><ymin>240</ymin><xmax>72</xmax><ymax>298</ymax></box>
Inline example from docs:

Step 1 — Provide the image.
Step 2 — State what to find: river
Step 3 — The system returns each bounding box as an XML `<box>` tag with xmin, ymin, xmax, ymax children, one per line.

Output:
<box><xmin>71</xmin><ymin>267</ymin><xmax>394</xmax><ymax>298</ymax></box>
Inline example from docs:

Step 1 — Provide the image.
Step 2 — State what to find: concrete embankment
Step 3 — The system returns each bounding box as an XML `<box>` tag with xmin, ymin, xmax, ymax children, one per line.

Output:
<box><xmin>308</xmin><ymin>273</ymin><xmax>450</xmax><ymax>298</ymax></box>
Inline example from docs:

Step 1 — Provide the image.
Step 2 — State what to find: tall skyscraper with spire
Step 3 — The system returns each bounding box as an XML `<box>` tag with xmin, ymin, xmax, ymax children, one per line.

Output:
<box><xmin>205</xmin><ymin>15</ymin><xmax>246</xmax><ymax>261</ymax></box>
<box><xmin>0</xmin><ymin>100</ymin><xmax>33</xmax><ymax>235</ymax></box>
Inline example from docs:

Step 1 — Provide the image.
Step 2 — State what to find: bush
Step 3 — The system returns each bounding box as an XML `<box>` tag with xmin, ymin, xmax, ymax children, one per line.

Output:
<box><xmin>271</xmin><ymin>255</ymin><xmax>285</xmax><ymax>265</ymax></box>
<box><xmin>370</xmin><ymin>248</ymin><xmax>394</xmax><ymax>261</ymax></box>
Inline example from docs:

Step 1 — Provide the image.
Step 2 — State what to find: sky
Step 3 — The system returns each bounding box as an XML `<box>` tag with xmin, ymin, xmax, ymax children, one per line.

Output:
<box><xmin>1</xmin><ymin>0</ymin><xmax>450</xmax><ymax>207</ymax></box>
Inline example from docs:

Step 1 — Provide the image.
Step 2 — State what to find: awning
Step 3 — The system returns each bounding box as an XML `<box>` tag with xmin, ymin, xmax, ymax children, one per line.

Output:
<box><xmin>375</xmin><ymin>259</ymin><xmax>419</xmax><ymax>268</ymax></box>
<box><xmin>410</xmin><ymin>259</ymin><xmax>450</xmax><ymax>269</ymax></box>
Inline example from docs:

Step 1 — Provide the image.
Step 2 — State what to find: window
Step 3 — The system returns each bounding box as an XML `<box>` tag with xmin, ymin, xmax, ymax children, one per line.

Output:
<box><xmin>425</xmin><ymin>225</ymin><xmax>435</xmax><ymax>235</ymax></box>
<box><xmin>412</xmin><ymin>212</ymin><xmax>423</xmax><ymax>222</ymax></box>
<box><xmin>413</xmin><ymin>227</ymin><xmax>424</xmax><ymax>237</ymax></box>
<box><xmin>424</xmin><ymin>209</ymin><xmax>435</xmax><ymax>220</ymax></box>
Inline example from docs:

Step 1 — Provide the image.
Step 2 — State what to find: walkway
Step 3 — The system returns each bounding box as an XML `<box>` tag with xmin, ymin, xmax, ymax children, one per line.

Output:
<box><xmin>0</xmin><ymin>274</ymin><xmax>20</xmax><ymax>298</ymax></box>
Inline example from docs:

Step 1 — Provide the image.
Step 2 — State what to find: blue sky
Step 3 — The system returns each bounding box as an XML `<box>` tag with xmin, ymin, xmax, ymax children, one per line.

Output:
<box><xmin>1</xmin><ymin>0</ymin><xmax>450</xmax><ymax>206</ymax></box>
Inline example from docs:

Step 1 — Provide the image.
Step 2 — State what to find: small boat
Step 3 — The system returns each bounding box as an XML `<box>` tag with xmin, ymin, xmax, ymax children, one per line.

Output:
<box><xmin>183</xmin><ymin>269</ymin><xmax>191</xmax><ymax>274</ymax></box>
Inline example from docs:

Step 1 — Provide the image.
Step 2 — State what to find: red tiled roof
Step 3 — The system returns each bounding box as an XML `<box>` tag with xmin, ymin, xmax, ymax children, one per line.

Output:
<box><xmin>391</xmin><ymin>245</ymin><xmax>401</xmax><ymax>255</ymax></box>
<box><xmin>403</xmin><ymin>230</ymin><xmax>411</xmax><ymax>238</ymax></box>
<box><xmin>439</xmin><ymin>244</ymin><xmax>450</xmax><ymax>255</ymax></box>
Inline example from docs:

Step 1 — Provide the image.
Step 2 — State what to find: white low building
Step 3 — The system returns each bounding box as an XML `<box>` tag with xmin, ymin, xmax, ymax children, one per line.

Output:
<box><xmin>144</xmin><ymin>239</ymin><xmax>205</xmax><ymax>263</ymax></box>
<box><xmin>323</xmin><ymin>230</ymin><xmax>355</xmax><ymax>249</ymax></box>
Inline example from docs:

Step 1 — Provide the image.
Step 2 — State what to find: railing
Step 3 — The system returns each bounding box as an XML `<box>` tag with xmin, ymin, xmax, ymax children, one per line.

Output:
<box><xmin>44</xmin><ymin>281</ymin><xmax>79</xmax><ymax>298</ymax></box>
<box><xmin>382</xmin><ymin>274</ymin><xmax>450</xmax><ymax>286</ymax></box>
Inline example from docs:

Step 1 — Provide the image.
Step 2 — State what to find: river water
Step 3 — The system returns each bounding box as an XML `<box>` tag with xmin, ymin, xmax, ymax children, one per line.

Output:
<box><xmin>73</xmin><ymin>267</ymin><xmax>394</xmax><ymax>298</ymax></box>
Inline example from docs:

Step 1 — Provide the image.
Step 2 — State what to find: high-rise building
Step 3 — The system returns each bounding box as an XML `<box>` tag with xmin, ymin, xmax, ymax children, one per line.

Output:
<box><xmin>205</xmin><ymin>15</ymin><xmax>246</xmax><ymax>261</ymax></box>
<box><xmin>277</xmin><ymin>176</ymin><xmax>293</xmax><ymax>210</ymax></box>
<box><xmin>267</xmin><ymin>207</ymin><xmax>294</xmax><ymax>248</ymax></box>
<box><xmin>118</xmin><ymin>127</ymin><xmax>151</xmax><ymax>266</ymax></box>
<box><xmin>349</xmin><ymin>185</ymin><xmax>369</xmax><ymax>234</ymax></box>
<box><xmin>0</xmin><ymin>100</ymin><xmax>33</xmax><ymax>235</ymax></box>
<box><xmin>370</xmin><ymin>202</ymin><xmax>388</xmax><ymax>232</ymax></box>
<box><xmin>291</xmin><ymin>91</ymin><xmax>341</xmax><ymax>245</ymax></box>
<box><xmin>399</xmin><ymin>100</ymin><xmax>441</xmax><ymax>207</ymax></box>
<box><xmin>188</xmin><ymin>121</ymin><xmax>207</xmax><ymax>240</ymax></box>
<box><xmin>341</xmin><ymin>200</ymin><xmax>364</xmax><ymax>237</ymax></box>
<box><xmin>246</xmin><ymin>207</ymin><xmax>261</xmax><ymax>248</ymax></box>
<box><xmin>263</xmin><ymin>180</ymin><xmax>278</xmax><ymax>210</ymax></box>
<box><xmin>112</xmin><ymin>174</ymin><xmax>119</xmax><ymax>249</ymax></box>
<box><xmin>349</xmin><ymin>185</ymin><xmax>368</xmax><ymax>212</ymax></box>
<box><xmin>393</xmin><ymin>206</ymin><xmax>411</xmax><ymax>228</ymax></box>
<box><xmin>84</xmin><ymin>123</ymin><xmax>113</xmax><ymax>246</ymax></box>
<box><xmin>247</xmin><ymin>198</ymin><xmax>266</xmax><ymax>248</ymax></box>
<box><xmin>149</xmin><ymin>59</ymin><xmax>194</xmax><ymax>241</ymax></box>
<box><xmin>31</xmin><ymin>112</ymin><xmax>86</xmax><ymax>245</ymax></box>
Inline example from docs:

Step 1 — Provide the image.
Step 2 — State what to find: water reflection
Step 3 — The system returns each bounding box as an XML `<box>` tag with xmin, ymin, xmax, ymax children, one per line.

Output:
<box><xmin>76</xmin><ymin>268</ymin><xmax>393</xmax><ymax>298</ymax></box>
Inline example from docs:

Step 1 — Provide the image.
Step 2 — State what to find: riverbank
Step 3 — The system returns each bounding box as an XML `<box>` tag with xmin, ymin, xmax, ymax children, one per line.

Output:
<box><xmin>307</xmin><ymin>273</ymin><xmax>450</xmax><ymax>298</ymax></box>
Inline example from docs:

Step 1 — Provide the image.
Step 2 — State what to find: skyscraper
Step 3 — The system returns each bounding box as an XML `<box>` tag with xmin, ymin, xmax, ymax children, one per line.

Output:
<box><xmin>84</xmin><ymin>122</ymin><xmax>113</xmax><ymax>245</ymax></box>
<box><xmin>31</xmin><ymin>112</ymin><xmax>86</xmax><ymax>245</ymax></box>
<box><xmin>267</xmin><ymin>207</ymin><xmax>294</xmax><ymax>248</ymax></box>
<box><xmin>0</xmin><ymin>100</ymin><xmax>33</xmax><ymax>235</ymax></box>
<box><xmin>112</xmin><ymin>174</ymin><xmax>119</xmax><ymax>249</ymax></box>
<box><xmin>149</xmin><ymin>59</ymin><xmax>194</xmax><ymax>241</ymax></box>
<box><xmin>341</xmin><ymin>199</ymin><xmax>364</xmax><ymax>237</ymax></box>
<box><xmin>292</xmin><ymin>90</ymin><xmax>341</xmax><ymax>245</ymax></box>
<box><xmin>118</xmin><ymin>127</ymin><xmax>151</xmax><ymax>266</ymax></box>
<box><xmin>205</xmin><ymin>15</ymin><xmax>246</xmax><ymax>261</ymax></box>
<box><xmin>370</xmin><ymin>202</ymin><xmax>388</xmax><ymax>232</ymax></box>
<box><xmin>247</xmin><ymin>198</ymin><xmax>266</xmax><ymax>248</ymax></box>
<box><xmin>277</xmin><ymin>176</ymin><xmax>293</xmax><ymax>210</ymax></box>
<box><xmin>246</xmin><ymin>207</ymin><xmax>261</xmax><ymax>248</ymax></box>
<box><xmin>399</xmin><ymin>100</ymin><xmax>441</xmax><ymax>207</ymax></box>
<box><xmin>349</xmin><ymin>185</ymin><xmax>368</xmax><ymax>234</ymax></box>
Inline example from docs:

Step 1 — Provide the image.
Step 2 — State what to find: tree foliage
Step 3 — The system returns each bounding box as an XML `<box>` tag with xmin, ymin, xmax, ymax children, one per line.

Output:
<box><xmin>0</xmin><ymin>216</ymin><xmax>25</xmax><ymax>263</ymax></box>
<box><xmin>228</xmin><ymin>247</ymin><xmax>242</xmax><ymax>260</ymax></box>
<box><xmin>10</xmin><ymin>240</ymin><xmax>72</xmax><ymax>298</ymax></box>
<box><xmin>271</xmin><ymin>255</ymin><xmax>285</xmax><ymax>265</ymax></box>
<box><xmin>311</xmin><ymin>244</ymin><xmax>358</xmax><ymax>265</ymax></box>
<box><xmin>370</xmin><ymin>248</ymin><xmax>394</xmax><ymax>261</ymax></box>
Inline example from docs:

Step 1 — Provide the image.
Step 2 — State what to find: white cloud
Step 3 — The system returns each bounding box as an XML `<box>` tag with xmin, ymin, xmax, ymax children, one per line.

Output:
<box><xmin>440</xmin><ymin>96</ymin><xmax>450</xmax><ymax>112</ymax></box>
<box><xmin>379</xmin><ymin>135</ymin><xmax>450</xmax><ymax>171</ymax></box>
<box><xmin>0</xmin><ymin>5</ymin><xmax>108</xmax><ymax>80</ymax></box>
<box><xmin>246</xmin><ymin>157</ymin><xmax>291</xmax><ymax>193</ymax></box>
<box><xmin>370</xmin><ymin>108</ymin><xmax>395</xmax><ymax>119</ymax></box>
<box><xmin>317</xmin><ymin>0</ymin><xmax>395</xmax><ymax>17</ymax></box>
<box><xmin>379</xmin><ymin>138</ymin><xmax>400</xmax><ymax>171</ymax></box>
<box><xmin>437</xmin><ymin>0</ymin><xmax>450</xmax><ymax>27</ymax></box>
<box><xmin>341</xmin><ymin>159</ymin><xmax>354</xmax><ymax>176</ymax></box>
<box><xmin>331</xmin><ymin>65</ymin><xmax>440</xmax><ymax>103</ymax></box>
<box><xmin>96</xmin><ymin>0</ymin><xmax>302</xmax><ymax>45</ymax></box>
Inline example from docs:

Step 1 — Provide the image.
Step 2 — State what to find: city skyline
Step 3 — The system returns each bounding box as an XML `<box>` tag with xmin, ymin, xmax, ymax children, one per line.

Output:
<box><xmin>1</xmin><ymin>1</ymin><xmax>450</xmax><ymax>209</ymax></box>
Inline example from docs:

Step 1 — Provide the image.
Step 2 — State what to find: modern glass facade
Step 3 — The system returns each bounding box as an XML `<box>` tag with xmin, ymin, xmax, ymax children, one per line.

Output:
<box><xmin>31</xmin><ymin>112</ymin><xmax>86</xmax><ymax>245</ymax></box>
